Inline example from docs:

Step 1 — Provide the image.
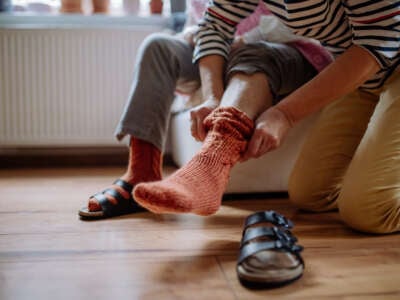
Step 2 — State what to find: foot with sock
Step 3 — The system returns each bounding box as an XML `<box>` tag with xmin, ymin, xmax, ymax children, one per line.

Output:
<box><xmin>133</xmin><ymin>107</ymin><xmax>254</xmax><ymax>216</ymax></box>
<box><xmin>79</xmin><ymin>137</ymin><xmax>162</xmax><ymax>219</ymax></box>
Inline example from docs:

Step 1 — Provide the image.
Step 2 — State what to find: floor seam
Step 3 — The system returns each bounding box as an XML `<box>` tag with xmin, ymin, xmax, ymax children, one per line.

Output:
<box><xmin>215</xmin><ymin>255</ymin><xmax>239</xmax><ymax>300</ymax></box>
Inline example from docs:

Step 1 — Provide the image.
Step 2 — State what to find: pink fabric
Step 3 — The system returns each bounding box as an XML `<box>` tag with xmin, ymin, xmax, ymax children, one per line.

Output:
<box><xmin>236</xmin><ymin>2</ymin><xmax>271</xmax><ymax>35</ymax></box>
<box><xmin>289</xmin><ymin>40</ymin><xmax>333</xmax><ymax>72</ymax></box>
<box><xmin>188</xmin><ymin>0</ymin><xmax>208</xmax><ymax>26</ymax></box>
<box><xmin>236</xmin><ymin>1</ymin><xmax>333</xmax><ymax>72</ymax></box>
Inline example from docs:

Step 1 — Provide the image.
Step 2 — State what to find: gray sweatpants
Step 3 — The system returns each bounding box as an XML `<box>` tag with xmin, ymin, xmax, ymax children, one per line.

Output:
<box><xmin>115</xmin><ymin>33</ymin><xmax>200</xmax><ymax>150</ymax></box>
<box><xmin>115</xmin><ymin>33</ymin><xmax>316</xmax><ymax>151</ymax></box>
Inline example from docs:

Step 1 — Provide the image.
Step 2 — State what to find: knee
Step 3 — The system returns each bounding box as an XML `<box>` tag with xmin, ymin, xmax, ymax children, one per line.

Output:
<box><xmin>226</xmin><ymin>42</ymin><xmax>275</xmax><ymax>73</ymax></box>
<box><xmin>228</xmin><ymin>42</ymin><xmax>274</xmax><ymax>61</ymax></box>
<box><xmin>140</xmin><ymin>33</ymin><xmax>175</xmax><ymax>56</ymax></box>
<box><xmin>229</xmin><ymin>43</ymin><xmax>261</xmax><ymax>59</ymax></box>
<box><xmin>338</xmin><ymin>191</ymin><xmax>400</xmax><ymax>234</ymax></box>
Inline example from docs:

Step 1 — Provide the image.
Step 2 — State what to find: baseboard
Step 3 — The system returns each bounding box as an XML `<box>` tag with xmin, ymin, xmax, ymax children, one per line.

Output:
<box><xmin>0</xmin><ymin>146</ymin><xmax>176</xmax><ymax>168</ymax></box>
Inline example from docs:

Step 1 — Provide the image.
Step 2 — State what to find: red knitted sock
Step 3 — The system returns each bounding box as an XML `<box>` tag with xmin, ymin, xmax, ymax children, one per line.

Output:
<box><xmin>88</xmin><ymin>137</ymin><xmax>162</xmax><ymax>211</ymax></box>
<box><xmin>133</xmin><ymin>107</ymin><xmax>254</xmax><ymax>216</ymax></box>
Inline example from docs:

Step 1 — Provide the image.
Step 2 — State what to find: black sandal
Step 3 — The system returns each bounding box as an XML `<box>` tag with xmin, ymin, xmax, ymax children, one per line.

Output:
<box><xmin>237</xmin><ymin>211</ymin><xmax>304</xmax><ymax>289</ymax></box>
<box><xmin>78</xmin><ymin>179</ymin><xmax>145</xmax><ymax>219</ymax></box>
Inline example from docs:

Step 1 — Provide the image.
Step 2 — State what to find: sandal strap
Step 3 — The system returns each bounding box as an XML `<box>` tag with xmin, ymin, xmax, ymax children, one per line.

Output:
<box><xmin>244</xmin><ymin>211</ymin><xmax>294</xmax><ymax>230</ymax></box>
<box><xmin>92</xmin><ymin>187</ymin><xmax>137</xmax><ymax>217</ymax></box>
<box><xmin>113</xmin><ymin>179</ymin><xmax>134</xmax><ymax>193</ymax></box>
<box><xmin>238</xmin><ymin>239</ymin><xmax>303</xmax><ymax>265</ymax></box>
<box><xmin>93</xmin><ymin>192</ymin><xmax>119</xmax><ymax>216</ymax></box>
<box><xmin>240</xmin><ymin>226</ymin><xmax>297</xmax><ymax>247</ymax></box>
<box><xmin>104</xmin><ymin>188</ymin><xmax>126</xmax><ymax>204</ymax></box>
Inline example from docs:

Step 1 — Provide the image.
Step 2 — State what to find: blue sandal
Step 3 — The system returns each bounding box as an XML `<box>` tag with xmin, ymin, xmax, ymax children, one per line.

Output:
<box><xmin>237</xmin><ymin>211</ymin><xmax>304</xmax><ymax>288</ymax></box>
<box><xmin>79</xmin><ymin>179</ymin><xmax>145</xmax><ymax>219</ymax></box>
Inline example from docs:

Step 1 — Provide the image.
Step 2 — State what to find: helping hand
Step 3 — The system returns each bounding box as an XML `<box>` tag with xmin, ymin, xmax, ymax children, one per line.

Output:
<box><xmin>242</xmin><ymin>107</ymin><xmax>292</xmax><ymax>161</ymax></box>
<box><xmin>190</xmin><ymin>98</ymin><xmax>219</xmax><ymax>142</ymax></box>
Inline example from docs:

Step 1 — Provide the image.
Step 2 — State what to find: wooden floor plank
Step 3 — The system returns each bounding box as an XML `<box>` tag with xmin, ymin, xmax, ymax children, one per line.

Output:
<box><xmin>1</xmin><ymin>256</ymin><xmax>235</xmax><ymax>300</ymax></box>
<box><xmin>0</xmin><ymin>167</ymin><xmax>399</xmax><ymax>300</ymax></box>
<box><xmin>218</xmin><ymin>251</ymin><xmax>400</xmax><ymax>300</ymax></box>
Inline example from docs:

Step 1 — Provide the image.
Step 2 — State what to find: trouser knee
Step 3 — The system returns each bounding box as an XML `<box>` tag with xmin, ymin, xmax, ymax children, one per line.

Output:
<box><xmin>226</xmin><ymin>42</ymin><xmax>280</xmax><ymax>85</ymax></box>
<box><xmin>138</xmin><ymin>33</ymin><xmax>177</xmax><ymax>66</ymax></box>
<box><xmin>141</xmin><ymin>33</ymin><xmax>174</xmax><ymax>51</ymax></box>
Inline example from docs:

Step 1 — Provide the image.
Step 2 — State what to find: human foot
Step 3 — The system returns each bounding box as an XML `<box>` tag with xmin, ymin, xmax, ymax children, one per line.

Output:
<box><xmin>134</xmin><ymin>154</ymin><xmax>231</xmax><ymax>215</ymax></box>
<box><xmin>133</xmin><ymin>107</ymin><xmax>254</xmax><ymax>216</ymax></box>
<box><xmin>80</xmin><ymin>137</ymin><xmax>162</xmax><ymax>219</ymax></box>
<box><xmin>87</xmin><ymin>175</ymin><xmax>134</xmax><ymax>212</ymax></box>
<box><xmin>79</xmin><ymin>178</ymin><xmax>144</xmax><ymax>218</ymax></box>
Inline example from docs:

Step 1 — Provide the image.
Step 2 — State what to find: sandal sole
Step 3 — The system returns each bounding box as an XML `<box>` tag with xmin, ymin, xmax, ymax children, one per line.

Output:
<box><xmin>237</xmin><ymin>272</ymin><xmax>303</xmax><ymax>289</ymax></box>
<box><xmin>78</xmin><ymin>206</ymin><xmax>146</xmax><ymax>220</ymax></box>
<box><xmin>78</xmin><ymin>207</ymin><xmax>105</xmax><ymax>219</ymax></box>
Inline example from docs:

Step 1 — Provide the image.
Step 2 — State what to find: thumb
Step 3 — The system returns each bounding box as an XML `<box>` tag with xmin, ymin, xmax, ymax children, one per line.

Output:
<box><xmin>242</xmin><ymin>133</ymin><xmax>262</xmax><ymax>161</ymax></box>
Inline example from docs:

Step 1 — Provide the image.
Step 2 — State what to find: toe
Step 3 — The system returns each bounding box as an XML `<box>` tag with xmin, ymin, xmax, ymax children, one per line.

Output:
<box><xmin>88</xmin><ymin>197</ymin><xmax>102</xmax><ymax>211</ymax></box>
<box><xmin>133</xmin><ymin>183</ymin><xmax>193</xmax><ymax>213</ymax></box>
<box><xmin>87</xmin><ymin>181</ymin><xmax>132</xmax><ymax>212</ymax></box>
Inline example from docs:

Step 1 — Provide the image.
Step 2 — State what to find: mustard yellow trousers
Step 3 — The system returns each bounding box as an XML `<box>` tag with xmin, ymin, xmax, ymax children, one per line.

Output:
<box><xmin>289</xmin><ymin>73</ymin><xmax>400</xmax><ymax>234</ymax></box>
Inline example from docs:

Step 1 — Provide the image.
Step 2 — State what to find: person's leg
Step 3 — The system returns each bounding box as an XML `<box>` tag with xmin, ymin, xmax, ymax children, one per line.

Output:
<box><xmin>288</xmin><ymin>90</ymin><xmax>378</xmax><ymax>211</ymax></box>
<box><xmin>219</xmin><ymin>73</ymin><xmax>272</xmax><ymax>117</ymax></box>
<box><xmin>132</xmin><ymin>75</ymin><xmax>265</xmax><ymax>215</ymax></box>
<box><xmin>88</xmin><ymin>33</ymin><xmax>199</xmax><ymax>212</ymax></box>
<box><xmin>133</xmin><ymin>42</ymin><xmax>317</xmax><ymax>215</ymax></box>
<box><xmin>338</xmin><ymin>73</ymin><xmax>400</xmax><ymax>233</ymax></box>
<box><xmin>115</xmin><ymin>33</ymin><xmax>200</xmax><ymax>149</ymax></box>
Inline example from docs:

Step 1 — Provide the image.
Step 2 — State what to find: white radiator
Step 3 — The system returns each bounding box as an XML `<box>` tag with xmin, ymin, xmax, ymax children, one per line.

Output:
<box><xmin>0</xmin><ymin>20</ymin><xmax>167</xmax><ymax>147</ymax></box>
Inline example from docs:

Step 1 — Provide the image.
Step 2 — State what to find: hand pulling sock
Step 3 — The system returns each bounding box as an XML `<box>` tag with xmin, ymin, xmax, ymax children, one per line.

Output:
<box><xmin>88</xmin><ymin>137</ymin><xmax>162</xmax><ymax>211</ymax></box>
<box><xmin>133</xmin><ymin>107</ymin><xmax>254</xmax><ymax>215</ymax></box>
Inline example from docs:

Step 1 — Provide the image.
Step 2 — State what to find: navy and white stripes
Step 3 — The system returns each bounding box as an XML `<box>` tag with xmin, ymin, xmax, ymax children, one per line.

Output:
<box><xmin>194</xmin><ymin>0</ymin><xmax>400</xmax><ymax>89</ymax></box>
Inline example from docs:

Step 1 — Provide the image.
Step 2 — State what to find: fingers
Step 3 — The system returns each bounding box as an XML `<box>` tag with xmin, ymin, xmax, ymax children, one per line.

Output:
<box><xmin>190</xmin><ymin>108</ymin><xmax>211</xmax><ymax>141</ymax></box>
<box><xmin>242</xmin><ymin>132</ymin><xmax>262</xmax><ymax>161</ymax></box>
<box><xmin>242</xmin><ymin>129</ymin><xmax>278</xmax><ymax>161</ymax></box>
<box><xmin>190</xmin><ymin>111</ymin><xmax>199</xmax><ymax>140</ymax></box>
<box><xmin>197</xmin><ymin>118</ymin><xmax>207</xmax><ymax>141</ymax></box>
<box><xmin>241</xmin><ymin>107</ymin><xmax>292</xmax><ymax>162</ymax></box>
<box><xmin>193</xmin><ymin>112</ymin><xmax>206</xmax><ymax>141</ymax></box>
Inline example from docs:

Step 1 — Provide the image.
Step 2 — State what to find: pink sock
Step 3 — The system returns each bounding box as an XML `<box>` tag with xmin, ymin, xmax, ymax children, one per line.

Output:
<box><xmin>133</xmin><ymin>107</ymin><xmax>254</xmax><ymax>215</ymax></box>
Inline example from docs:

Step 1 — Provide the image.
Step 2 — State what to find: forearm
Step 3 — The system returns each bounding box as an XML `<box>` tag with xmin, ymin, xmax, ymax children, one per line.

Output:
<box><xmin>275</xmin><ymin>45</ymin><xmax>380</xmax><ymax>126</ymax></box>
<box><xmin>199</xmin><ymin>55</ymin><xmax>226</xmax><ymax>104</ymax></box>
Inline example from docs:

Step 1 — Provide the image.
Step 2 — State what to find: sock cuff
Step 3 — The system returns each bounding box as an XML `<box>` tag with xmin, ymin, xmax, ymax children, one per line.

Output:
<box><xmin>203</xmin><ymin>106</ymin><xmax>254</xmax><ymax>140</ymax></box>
<box><xmin>129</xmin><ymin>136</ymin><xmax>162</xmax><ymax>182</ymax></box>
<box><xmin>201</xmin><ymin>107</ymin><xmax>255</xmax><ymax>166</ymax></box>
<box><xmin>130</xmin><ymin>137</ymin><xmax>162</xmax><ymax>153</ymax></box>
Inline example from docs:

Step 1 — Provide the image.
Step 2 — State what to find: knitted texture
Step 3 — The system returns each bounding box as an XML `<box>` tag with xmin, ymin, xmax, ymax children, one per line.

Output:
<box><xmin>88</xmin><ymin>137</ymin><xmax>162</xmax><ymax>211</ymax></box>
<box><xmin>129</xmin><ymin>137</ymin><xmax>162</xmax><ymax>184</ymax></box>
<box><xmin>133</xmin><ymin>107</ymin><xmax>254</xmax><ymax>216</ymax></box>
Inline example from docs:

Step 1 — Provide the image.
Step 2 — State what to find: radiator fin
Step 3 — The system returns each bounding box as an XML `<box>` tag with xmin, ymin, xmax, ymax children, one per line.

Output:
<box><xmin>0</xmin><ymin>27</ymin><xmax>160</xmax><ymax>146</ymax></box>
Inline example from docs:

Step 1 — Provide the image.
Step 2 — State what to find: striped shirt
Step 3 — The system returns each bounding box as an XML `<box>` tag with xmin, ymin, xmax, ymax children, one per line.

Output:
<box><xmin>194</xmin><ymin>0</ymin><xmax>400</xmax><ymax>90</ymax></box>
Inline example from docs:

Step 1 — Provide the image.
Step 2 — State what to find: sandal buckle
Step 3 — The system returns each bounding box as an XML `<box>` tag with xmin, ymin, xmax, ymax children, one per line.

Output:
<box><xmin>273</xmin><ymin>227</ymin><xmax>297</xmax><ymax>247</ymax></box>
<box><xmin>271</xmin><ymin>211</ymin><xmax>294</xmax><ymax>229</ymax></box>
<box><xmin>291</xmin><ymin>244</ymin><xmax>304</xmax><ymax>253</ymax></box>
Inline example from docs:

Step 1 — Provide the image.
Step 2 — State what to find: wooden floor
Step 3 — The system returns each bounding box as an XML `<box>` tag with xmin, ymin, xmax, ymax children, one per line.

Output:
<box><xmin>0</xmin><ymin>166</ymin><xmax>399</xmax><ymax>300</ymax></box>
